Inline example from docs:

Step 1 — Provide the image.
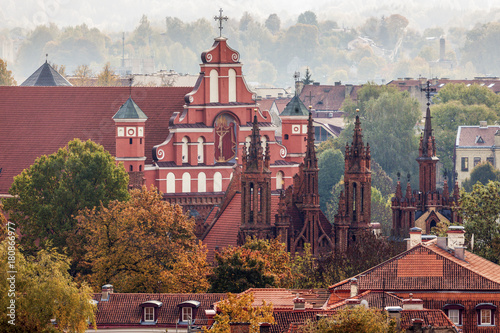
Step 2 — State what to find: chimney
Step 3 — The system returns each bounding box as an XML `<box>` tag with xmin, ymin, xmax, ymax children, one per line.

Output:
<box><xmin>385</xmin><ymin>306</ymin><xmax>402</xmax><ymax>330</ymax></box>
<box><xmin>437</xmin><ymin>236</ymin><xmax>447</xmax><ymax>250</ymax></box>
<box><xmin>293</xmin><ymin>295</ymin><xmax>306</xmax><ymax>310</ymax></box>
<box><xmin>402</xmin><ymin>294</ymin><xmax>424</xmax><ymax>310</ymax></box>
<box><xmin>447</xmin><ymin>225</ymin><xmax>465</xmax><ymax>250</ymax></box>
<box><xmin>455</xmin><ymin>246</ymin><xmax>465</xmax><ymax>260</ymax></box>
<box><xmin>295</xmin><ymin>81</ymin><xmax>304</xmax><ymax>95</ymax></box>
<box><xmin>479</xmin><ymin>120</ymin><xmax>487</xmax><ymax>128</ymax></box>
<box><xmin>350</xmin><ymin>278</ymin><xmax>358</xmax><ymax>297</ymax></box>
<box><xmin>259</xmin><ymin>323</ymin><xmax>271</xmax><ymax>333</ymax></box>
<box><xmin>101</xmin><ymin>284</ymin><xmax>113</xmax><ymax>301</ymax></box>
<box><xmin>439</xmin><ymin>37</ymin><xmax>446</xmax><ymax>61</ymax></box>
<box><xmin>407</xmin><ymin>227</ymin><xmax>422</xmax><ymax>250</ymax></box>
<box><xmin>411</xmin><ymin>318</ymin><xmax>424</xmax><ymax>332</ymax></box>
<box><xmin>346</xmin><ymin>298</ymin><xmax>361</xmax><ymax>307</ymax></box>
<box><xmin>205</xmin><ymin>309</ymin><xmax>216</xmax><ymax>326</ymax></box>
<box><xmin>230</xmin><ymin>323</ymin><xmax>250</xmax><ymax>333</ymax></box>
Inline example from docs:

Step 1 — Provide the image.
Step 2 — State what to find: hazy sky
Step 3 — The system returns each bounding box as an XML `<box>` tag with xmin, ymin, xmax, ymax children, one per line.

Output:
<box><xmin>2</xmin><ymin>0</ymin><xmax>500</xmax><ymax>32</ymax></box>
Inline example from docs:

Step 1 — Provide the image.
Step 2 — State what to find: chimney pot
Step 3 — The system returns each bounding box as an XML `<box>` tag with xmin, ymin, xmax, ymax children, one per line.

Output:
<box><xmin>293</xmin><ymin>296</ymin><xmax>306</xmax><ymax>310</ymax></box>
<box><xmin>385</xmin><ymin>307</ymin><xmax>402</xmax><ymax>330</ymax></box>
<box><xmin>447</xmin><ymin>225</ymin><xmax>465</xmax><ymax>249</ymax></box>
<box><xmin>350</xmin><ymin>278</ymin><xmax>358</xmax><ymax>297</ymax></box>
<box><xmin>408</xmin><ymin>227</ymin><xmax>422</xmax><ymax>249</ymax></box>
<box><xmin>101</xmin><ymin>284</ymin><xmax>113</xmax><ymax>301</ymax></box>
<box><xmin>402</xmin><ymin>297</ymin><xmax>424</xmax><ymax>310</ymax></box>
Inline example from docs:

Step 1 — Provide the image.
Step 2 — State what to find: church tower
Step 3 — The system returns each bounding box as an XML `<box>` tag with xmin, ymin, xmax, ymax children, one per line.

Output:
<box><xmin>280</xmin><ymin>93</ymin><xmax>309</xmax><ymax>162</ymax></box>
<box><xmin>239</xmin><ymin>112</ymin><xmax>272</xmax><ymax>242</ymax></box>
<box><xmin>113</xmin><ymin>96</ymin><xmax>148</xmax><ymax>188</ymax></box>
<box><xmin>335</xmin><ymin>112</ymin><xmax>371</xmax><ymax>250</ymax></box>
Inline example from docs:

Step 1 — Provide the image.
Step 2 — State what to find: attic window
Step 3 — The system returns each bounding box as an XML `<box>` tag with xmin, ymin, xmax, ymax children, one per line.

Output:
<box><xmin>476</xmin><ymin>303</ymin><xmax>496</xmax><ymax>326</ymax></box>
<box><xmin>443</xmin><ymin>304</ymin><xmax>464</xmax><ymax>326</ymax></box>
<box><xmin>475</xmin><ymin>135</ymin><xmax>485</xmax><ymax>144</ymax></box>
<box><xmin>140</xmin><ymin>300</ymin><xmax>162</xmax><ymax>325</ymax></box>
<box><xmin>178</xmin><ymin>300</ymin><xmax>201</xmax><ymax>324</ymax></box>
<box><xmin>317</xmin><ymin>101</ymin><xmax>323</xmax><ymax>105</ymax></box>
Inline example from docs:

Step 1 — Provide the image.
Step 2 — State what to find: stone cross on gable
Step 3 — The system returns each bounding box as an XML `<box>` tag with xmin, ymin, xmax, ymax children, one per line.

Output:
<box><xmin>214</xmin><ymin>8</ymin><xmax>228</xmax><ymax>37</ymax></box>
<box><xmin>421</xmin><ymin>80</ymin><xmax>436</xmax><ymax>106</ymax></box>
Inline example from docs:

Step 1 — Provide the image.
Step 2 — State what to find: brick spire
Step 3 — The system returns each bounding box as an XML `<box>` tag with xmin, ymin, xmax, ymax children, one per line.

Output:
<box><xmin>304</xmin><ymin>111</ymin><xmax>318</xmax><ymax>169</ymax></box>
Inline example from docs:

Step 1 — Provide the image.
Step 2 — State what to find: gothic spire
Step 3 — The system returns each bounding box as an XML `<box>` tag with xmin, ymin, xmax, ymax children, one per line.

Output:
<box><xmin>304</xmin><ymin>110</ymin><xmax>318</xmax><ymax>169</ymax></box>
<box><xmin>420</xmin><ymin>81</ymin><xmax>437</xmax><ymax>158</ymax></box>
<box><xmin>245</xmin><ymin>109</ymin><xmax>264</xmax><ymax>171</ymax></box>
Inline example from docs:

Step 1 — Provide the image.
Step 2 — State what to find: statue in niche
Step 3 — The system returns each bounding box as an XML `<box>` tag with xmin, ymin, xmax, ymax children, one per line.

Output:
<box><xmin>214</xmin><ymin>113</ymin><xmax>237</xmax><ymax>162</ymax></box>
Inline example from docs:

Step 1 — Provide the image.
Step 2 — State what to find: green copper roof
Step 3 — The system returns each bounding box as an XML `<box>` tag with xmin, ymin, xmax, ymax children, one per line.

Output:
<box><xmin>112</xmin><ymin>97</ymin><xmax>148</xmax><ymax>120</ymax></box>
<box><xmin>281</xmin><ymin>94</ymin><xmax>310</xmax><ymax>116</ymax></box>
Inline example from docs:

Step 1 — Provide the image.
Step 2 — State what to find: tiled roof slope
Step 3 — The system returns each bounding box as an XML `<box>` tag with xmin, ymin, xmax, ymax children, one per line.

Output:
<box><xmin>456</xmin><ymin>125</ymin><xmax>500</xmax><ymax>147</ymax></box>
<box><xmin>92</xmin><ymin>292</ymin><xmax>226</xmax><ymax>327</ymax></box>
<box><xmin>0</xmin><ymin>86</ymin><xmax>192</xmax><ymax>194</ymax></box>
<box><xmin>400</xmin><ymin>309</ymin><xmax>457</xmax><ymax>330</ymax></box>
<box><xmin>271</xmin><ymin>310</ymin><xmax>336</xmax><ymax>333</ymax></box>
<box><xmin>237</xmin><ymin>288</ymin><xmax>315</xmax><ymax>310</ymax></box>
<box><xmin>328</xmin><ymin>240</ymin><xmax>500</xmax><ymax>293</ymax></box>
<box><xmin>299</xmin><ymin>84</ymin><xmax>360</xmax><ymax>111</ymax></box>
<box><xmin>326</xmin><ymin>290</ymin><xmax>403</xmax><ymax>310</ymax></box>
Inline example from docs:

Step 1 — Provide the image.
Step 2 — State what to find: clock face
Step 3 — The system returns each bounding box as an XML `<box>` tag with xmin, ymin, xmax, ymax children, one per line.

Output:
<box><xmin>126</xmin><ymin>127</ymin><xmax>136</xmax><ymax>137</ymax></box>
<box><xmin>292</xmin><ymin>125</ymin><xmax>300</xmax><ymax>134</ymax></box>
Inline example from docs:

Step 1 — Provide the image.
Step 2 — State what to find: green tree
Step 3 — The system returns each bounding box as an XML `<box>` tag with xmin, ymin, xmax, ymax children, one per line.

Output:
<box><xmin>459</xmin><ymin>181</ymin><xmax>500</xmax><ymax>263</ymax></box>
<box><xmin>265</xmin><ymin>14</ymin><xmax>281</xmax><ymax>34</ymax></box>
<box><xmin>297</xmin><ymin>11</ymin><xmax>318</xmax><ymax>26</ymax></box>
<box><xmin>462</xmin><ymin>162</ymin><xmax>500</xmax><ymax>192</ymax></box>
<box><xmin>462</xmin><ymin>22</ymin><xmax>500</xmax><ymax>75</ymax></box>
<box><xmin>0</xmin><ymin>242</ymin><xmax>96</xmax><ymax>332</ymax></box>
<box><xmin>0</xmin><ymin>59</ymin><xmax>16</xmax><ymax>85</ymax></box>
<box><xmin>78</xmin><ymin>186</ymin><xmax>209</xmax><ymax>293</ymax></box>
<box><xmin>209</xmin><ymin>238</ymin><xmax>293</xmax><ymax>293</ymax></box>
<box><xmin>96</xmin><ymin>62</ymin><xmax>120</xmax><ymax>86</ymax></box>
<box><xmin>371</xmin><ymin>187</ymin><xmax>392</xmax><ymax>236</ymax></box>
<box><xmin>302</xmin><ymin>67</ymin><xmax>314</xmax><ymax>85</ymax></box>
<box><xmin>4</xmin><ymin>139</ymin><xmax>129</xmax><ymax>260</ymax></box>
<box><xmin>299</xmin><ymin>305</ymin><xmax>399</xmax><ymax>333</ymax></box>
<box><xmin>206</xmin><ymin>293</ymin><xmax>275</xmax><ymax>333</ymax></box>
<box><xmin>318</xmin><ymin>148</ymin><xmax>344</xmax><ymax>212</ymax></box>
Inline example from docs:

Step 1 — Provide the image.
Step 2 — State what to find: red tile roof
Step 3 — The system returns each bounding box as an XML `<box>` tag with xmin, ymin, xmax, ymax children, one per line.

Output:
<box><xmin>456</xmin><ymin>125</ymin><xmax>500</xmax><ymax>147</ymax></box>
<box><xmin>0</xmin><ymin>86</ymin><xmax>192</xmax><ymax>194</ymax></box>
<box><xmin>237</xmin><ymin>288</ymin><xmax>315</xmax><ymax>310</ymax></box>
<box><xmin>92</xmin><ymin>292</ymin><xmax>226</xmax><ymax>327</ymax></box>
<box><xmin>298</xmin><ymin>85</ymin><xmax>360</xmax><ymax>111</ymax></box>
<box><xmin>271</xmin><ymin>309</ymin><xmax>336</xmax><ymax>333</ymax></box>
<box><xmin>400</xmin><ymin>309</ymin><xmax>457</xmax><ymax>330</ymax></box>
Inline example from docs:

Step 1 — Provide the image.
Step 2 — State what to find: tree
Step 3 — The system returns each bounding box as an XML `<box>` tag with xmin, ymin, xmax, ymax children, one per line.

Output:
<box><xmin>462</xmin><ymin>22</ymin><xmax>500</xmax><ymax>75</ymax></box>
<box><xmin>49</xmin><ymin>61</ymin><xmax>66</xmax><ymax>77</ymax></box>
<box><xmin>371</xmin><ymin>187</ymin><xmax>392</xmax><ymax>236</ymax></box>
<box><xmin>4</xmin><ymin>139</ymin><xmax>129</xmax><ymax>259</ymax></box>
<box><xmin>265</xmin><ymin>14</ymin><xmax>281</xmax><ymax>34</ymax></box>
<box><xmin>78</xmin><ymin>186</ymin><xmax>210</xmax><ymax>293</ymax></box>
<box><xmin>299</xmin><ymin>305</ymin><xmax>398</xmax><ymax>333</ymax></box>
<box><xmin>318</xmin><ymin>149</ymin><xmax>344</xmax><ymax>212</ymax></box>
<box><xmin>462</xmin><ymin>162</ymin><xmax>500</xmax><ymax>192</ymax></box>
<box><xmin>0</xmin><ymin>59</ymin><xmax>16</xmax><ymax>85</ymax></box>
<box><xmin>302</xmin><ymin>67</ymin><xmax>314</xmax><ymax>85</ymax></box>
<box><xmin>459</xmin><ymin>181</ymin><xmax>500</xmax><ymax>264</ymax></box>
<box><xmin>297</xmin><ymin>11</ymin><xmax>318</xmax><ymax>26</ymax></box>
<box><xmin>207</xmin><ymin>292</ymin><xmax>275</xmax><ymax>333</ymax></box>
<box><xmin>72</xmin><ymin>64</ymin><xmax>94</xmax><ymax>86</ymax></box>
<box><xmin>96</xmin><ymin>62</ymin><xmax>120</xmax><ymax>86</ymax></box>
<box><xmin>209</xmin><ymin>238</ymin><xmax>293</xmax><ymax>293</ymax></box>
<box><xmin>0</xmin><ymin>241</ymin><xmax>96</xmax><ymax>332</ymax></box>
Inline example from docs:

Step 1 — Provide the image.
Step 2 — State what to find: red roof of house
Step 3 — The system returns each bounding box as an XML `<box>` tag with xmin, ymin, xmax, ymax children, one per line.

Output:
<box><xmin>328</xmin><ymin>240</ymin><xmax>500</xmax><ymax>293</ymax></box>
<box><xmin>92</xmin><ymin>292</ymin><xmax>226</xmax><ymax>327</ymax></box>
<box><xmin>400</xmin><ymin>309</ymin><xmax>457</xmax><ymax>330</ymax></box>
<box><xmin>0</xmin><ymin>86</ymin><xmax>192</xmax><ymax>194</ymax></box>
<box><xmin>298</xmin><ymin>85</ymin><xmax>360</xmax><ymax>111</ymax></box>
<box><xmin>456</xmin><ymin>125</ymin><xmax>500</xmax><ymax>147</ymax></box>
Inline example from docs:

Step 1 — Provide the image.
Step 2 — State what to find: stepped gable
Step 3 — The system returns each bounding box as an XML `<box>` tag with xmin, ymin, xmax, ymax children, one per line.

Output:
<box><xmin>92</xmin><ymin>292</ymin><xmax>226</xmax><ymax>326</ymax></box>
<box><xmin>20</xmin><ymin>61</ymin><xmax>72</xmax><ymax>86</ymax></box>
<box><xmin>0</xmin><ymin>86</ymin><xmax>192</xmax><ymax>195</ymax></box>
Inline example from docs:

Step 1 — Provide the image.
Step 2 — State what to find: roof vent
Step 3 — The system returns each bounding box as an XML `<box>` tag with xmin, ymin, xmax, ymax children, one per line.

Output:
<box><xmin>475</xmin><ymin>135</ymin><xmax>485</xmax><ymax>143</ymax></box>
<box><xmin>101</xmin><ymin>284</ymin><xmax>113</xmax><ymax>301</ymax></box>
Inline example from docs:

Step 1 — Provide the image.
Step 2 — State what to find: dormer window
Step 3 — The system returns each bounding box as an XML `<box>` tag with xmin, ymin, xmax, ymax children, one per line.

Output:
<box><xmin>140</xmin><ymin>300</ymin><xmax>162</xmax><ymax>325</ymax></box>
<box><xmin>476</xmin><ymin>303</ymin><xmax>496</xmax><ymax>326</ymax></box>
<box><xmin>443</xmin><ymin>304</ymin><xmax>464</xmax><ymax>326</ymax></box>
<box><xmin>476</xmin><ymin>135</ymin><xmax>485</xmax><ymax>144</ymax></box>
<box><xmin>178</xmin><ymin>300</ymin><xmax>201</xmax><ymax>324</ymax></box>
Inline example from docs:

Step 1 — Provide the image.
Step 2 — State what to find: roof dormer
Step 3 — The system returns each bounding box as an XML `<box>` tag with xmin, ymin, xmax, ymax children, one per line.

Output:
<box><xmin>178</xmin><ymin>300</ymin><xmax>201</xmax><ymax>324</ymax></box>
<box><xmin>140</xmin><ymin>300</ymin><xmax>162</xmax><ymax>325</ymax></box>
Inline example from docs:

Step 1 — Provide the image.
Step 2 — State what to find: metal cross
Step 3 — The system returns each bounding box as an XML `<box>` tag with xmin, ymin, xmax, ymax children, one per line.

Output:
<box><xmin>214</xmin><ymin>8</ymin><xmax>228</xmax><ymax>37</ymax></box>
<box><xmin>421</xmin><ymin>80</ymin><xmax>436</xmax><ymax>106</ymax></box>
<box><xmin>305</xmin><ymin>91</ymin><xmax>315</xmax><ymax>106</ymax></box>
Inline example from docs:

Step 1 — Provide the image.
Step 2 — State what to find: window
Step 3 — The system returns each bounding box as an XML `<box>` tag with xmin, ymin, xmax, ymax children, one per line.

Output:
<box><xmin>130</xmin><ymin>138</ymin><xmax>133</xmax><ymax>144</ymax></box>
<box><xmin>144</xmin><ymin>307</ymin><xmax>154</xmax><ymax>322</ymax></box>
<box><xmin>284</xmin><ymin>134</ymin><xmax>289</xmax><ymax>140</ymax></box>
<box><xmin>209</xmin><ymin>69</ymin><xmax>219</xmax><ymax>103</ymax></box>
<box><xmin>276</xmin><ymin>171</ymin><xmax>284</xmax><ymax>190</ymax></box>
<box><xmin>182</xmin><ymin>137</ymin><xmax>189</xmax><ymax>163</ymax></box>
<box><xmin>443</xmin><ymin>304</ymin><xmax>464</xmax><ymax>326</ymax></box>
<box><xmin>182</xmin><ymin>172</ymin><xmax>191</xmax><ymax>193</ymax></box>
<box><xmin>487</xmin><ymin>157</ymin><xmax>495</xmax><ymax>166</ymax></box>
<box><xmin>197</xmin><ymin>137</ymin><xmax>205</xmax><ymax>164</ymax></box>
<box><xmin>139</xmin><ymin>165</ymin><xmax>142</xmax><ymax>171</ymax></box>
<box><xmin>461</xmin><ymin>157</ymin><xmax>469</xmax><ymax>171</ymax></box>
<box><xmin>448</xmin><ymin>309</ymin><xmax>460</xmax><ymax>325</ymax></box>
<box><xmin>474</xmin><ymin>157</ymin><xmax>481</xmax><ymax>167</ymax></box>
<box><xmin>140</xmin><ymin>138</ymin><xmax>143</xmax><ymax>144</ymax></box>
<box><xmin>198</xmin><ymin>172</ymin><xmax>206</xmax><ymax>193</ymax></box>
<box><xmin>228</xmin><ymin>69</ymin><xmax>236</xmax><ymax>102</ymax></box>
<box><xmin>214</xmin><ymin>172</ymin><xmax>222</xmax><ymax>192</ymax></box>
<box><xmin>481</xmin><ymin>309</ymin><xmax>492</xmax><ymax>325</ymax></box>
<box><xmin>182</xmin><ymin>307</ymin><xmax>192</xmax><ymax>322</ymax></box>
<box><xmin>129</xmin><ymin>165</ymin><xmax>133</xmax><ymax>172</ymax></box>
<box><xmin>166</xmin><ymin>173</ymin><xmax>175</xmax><ymax>193</ymax></box>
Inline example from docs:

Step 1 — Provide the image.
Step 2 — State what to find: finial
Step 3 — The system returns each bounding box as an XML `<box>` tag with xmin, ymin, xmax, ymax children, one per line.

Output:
<box><xmin>407</xmin><ymin>173</ymin><xmax>411</xmax><ymax>183</ymax></box>
<box><xmin>397</xmin><ymin>172</ymin><xmax>401</xmax><ymax>181</ymax></box>
<box><xmin>356</xmin><ymin>108</ymin><xmax>360</xmax><ymax>113</ymax></box>
<box><xmin>129</xmin><ymin>77</ymin><xmax>133</xmax><ymax>97</ymax></box>
<box><xmin>214</xmin><ymin>8</ymin><xmax>228</xmax><ymax>38</ymax></box>
<box><xmin>45</xmin><ymin>54</ymin><xmax>48</xmax><ymax>63</ymax></box>
<box><xmin>293</xmin><ymin>71</ymin><xmax>300</xmax><ymax>83</ymax></box>
<box><xmin>421</xmin><ymin>80</ymin><xmax>436</xmax><ymax>107</ymax></box>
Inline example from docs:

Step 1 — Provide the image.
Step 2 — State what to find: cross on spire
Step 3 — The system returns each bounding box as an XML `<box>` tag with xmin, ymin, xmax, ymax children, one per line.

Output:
<box><xmin>214</xmin><ymin>8</ymin><xmax>228</xmax><ymax>37</ymax></box>
<box><xmin>421</xmin><ymin>80</ymin><xmax>436</xmax><ymax>106</ymax></box>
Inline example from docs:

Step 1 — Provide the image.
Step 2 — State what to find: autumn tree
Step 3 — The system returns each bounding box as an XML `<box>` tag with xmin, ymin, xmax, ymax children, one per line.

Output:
<box><xmin>0</xmin><ymin>241</ymin><xmax>96</xmax><ymax>332</ymax></box>
<box><xmin>96</xmin><ymin>62</ymin><xmax>120</xmax><ymax>86</ymax></box>
<box><xmin>459</xmin><ymin>181</ymin><xmax>500</xmax><ymax>264</ymax></box>
<box><xmin>209</xmin><ymin>237</ymin><xmax>293</xmax><ymax>293</ymax></box>
<box><xmin>299</xmin><ymin>306</ymin><xmax>399</xmax><ymax>333</ymax></box>
<box><xmin>0</xmin><ymin>59</ymin><xmax>16</xmax><ymax>85</ymax></box>
<box><xmin>78</xmin><ymin>186</ymin><xmax>210</xmax><ymax>293</ymax></box>
<box><xmin>4</xmin><ymin>139</ymin><xmax>129</xmax><ymax>260</ymax></box>
<box><xmin>72</xmin><ymin>64</ymin><xmax>94</xmax><ymax>86</ymax></box>
<box><xmin>207</xmin><ymin>292</ymin><xmax>274</xmax><ymax>333</ymax></box>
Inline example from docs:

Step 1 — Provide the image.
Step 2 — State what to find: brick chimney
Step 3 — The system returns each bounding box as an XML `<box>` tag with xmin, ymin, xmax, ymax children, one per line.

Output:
<box><xmin>293</xmin><ymin>295</ymin><xmax>306</xmax><ymax>310</ymax></box>
<box><xmin>205</xmin><ymin>309</ymin><xmax>216</xmax><ymax>326</ymax></box>
<box><xmin>402</xmin><ymin>294</ymin><xmax>424</xmax><ymax>310</ymax></box>
<box><xmin>447</xmin><ymin>225</ymin><xmax>465</xmax><ymax>250</ymax></box>
<box><xmin>101</xmin><ymin>284</ymin><xmax>113</xmax><ymax>301</ymax></box>
<box><xmin>385</xmin><ymin>306</ymin><xmax>402</xmax><ymax>330</ymax></box>
<box><xmin>230</xmin><ymin>323</ymin><xmax>250</xmax><ymax>333</ymax></box>
<box><xmin>350</xmin><ymin>278</ymin><xmax>358</xmax><ymax>297</ymax></box>
<box><xmin>407</xmin><ymin>227</ymin><xmax>422</xmax><ymax>250</ymax></box>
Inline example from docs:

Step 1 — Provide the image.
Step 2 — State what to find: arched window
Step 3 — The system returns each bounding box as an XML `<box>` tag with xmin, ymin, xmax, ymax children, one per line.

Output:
<box><xmin>214</xmin><ymin>172</ymin><xmax>222</xmax><ymax>192</ymax></box>
<box><xmin>182</xmin><ymin>172</ymin><xmax>191</xmax><ymax>193</ymax></box>
<box><xmin>210</xmin><ymin>69</ymin><xmax>219</xmax><ymax>103</ymax></box>
<box><xmin>198</xmin><ymin>172</ymin><xmax>206</xmax><ymax>193</ymax></box>
<box><xmin>166</xmin><ymin>173</ymin><xmax>175</xmax><ymax>193</ymax></box>
<box><xmin>276</xmin><ymin>171</ymin><xmax>284</xmax><ymax>189</ymax></box>
<box><xmin>129</xmin><ymin>165</ymin><xmax>133</xmax><ymax>172</ymax></box>
<box><xmin>245</xmin><ymin>136</ymin><xmax>251</xmax><ymax>149</ymax></box>
<box><xmin>284</xmin><ymin>134</ymin><xmax>289</xmax><ymax>140</ymax></box>
<box><xmin>182</xmin><ymin>136</ymin><xmax>189</xmax><ymax>163</ymax></box>
<box><xmin>197</xmin><ymin>137</ymin><xmax>205</xmax><ymax>164</ymax></box>
<box><xmin>228</xmin><ymin>69</ymin><xmax>236</xmax><ymax>102</ymax></box>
